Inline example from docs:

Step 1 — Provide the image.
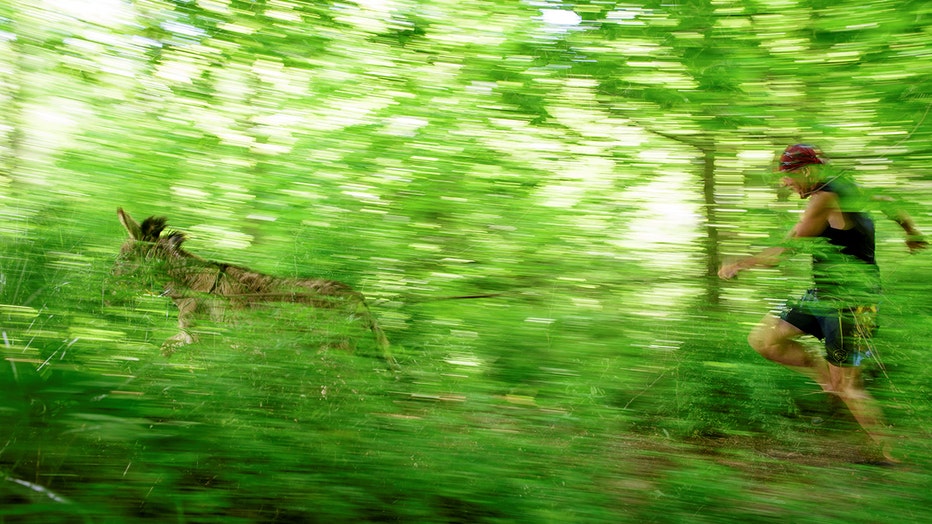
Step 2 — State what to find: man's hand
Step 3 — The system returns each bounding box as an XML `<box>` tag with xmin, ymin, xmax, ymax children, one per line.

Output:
<box><xmin>719</xmin><ymin>247</ymin><xmax>784</xmax><ymax>280</ymax></box>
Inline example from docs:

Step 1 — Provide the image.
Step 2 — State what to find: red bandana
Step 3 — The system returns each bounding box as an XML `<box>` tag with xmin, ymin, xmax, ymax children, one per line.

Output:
<box><xmin>779</xmin><ymin>144</ymin><xmax>823</xmax><ymax>172</ymax></box>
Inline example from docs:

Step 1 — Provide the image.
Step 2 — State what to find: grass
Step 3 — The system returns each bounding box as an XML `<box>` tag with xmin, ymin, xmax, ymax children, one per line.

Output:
<box><xmin>2</xmin><ymin>227</ymin><xmax>931</xmax><ymax>523</ymax></box>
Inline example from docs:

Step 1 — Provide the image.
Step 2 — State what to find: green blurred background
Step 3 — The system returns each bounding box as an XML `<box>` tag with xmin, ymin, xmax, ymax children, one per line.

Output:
<box><xmin>1</xmin><ymin>0</ymin><xmax>930</xmax><ymax>521</ymax></box>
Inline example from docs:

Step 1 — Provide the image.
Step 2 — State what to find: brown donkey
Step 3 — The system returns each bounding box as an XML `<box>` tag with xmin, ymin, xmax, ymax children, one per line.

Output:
<box><xmin>116</xmin><ymin>208</ymin><xmax>395</xmax><ymax>367</ymax></box>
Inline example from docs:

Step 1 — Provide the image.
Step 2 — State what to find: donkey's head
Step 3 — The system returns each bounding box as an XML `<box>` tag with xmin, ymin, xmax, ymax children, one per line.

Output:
<box><xmin>115</xmin><ymin>208</ymin><xmax>187</xmax><ymax>278</ymax></box>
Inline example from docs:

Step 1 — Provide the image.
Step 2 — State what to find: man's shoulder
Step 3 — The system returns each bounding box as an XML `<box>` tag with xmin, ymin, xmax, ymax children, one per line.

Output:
<box><xmin>824</xmin><ymin>175</ymin><xmax>867</xmax><ymax>197</ymax></box>
<box><xmin>822</xmin><ymin>176</ymin><xmax>872</xmax><ymax>212</ymax></box>
<box><xmin>807</xmin><ymin>189</ymin><xmax>840</xmax><ymax>209</ymax></box>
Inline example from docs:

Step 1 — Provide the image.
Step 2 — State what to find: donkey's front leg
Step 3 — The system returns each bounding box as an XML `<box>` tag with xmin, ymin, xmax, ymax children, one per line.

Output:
<box><xmin>162</xmin><ymin>297</ymin><xmax>197</xmax><ymax>355</ymax></box>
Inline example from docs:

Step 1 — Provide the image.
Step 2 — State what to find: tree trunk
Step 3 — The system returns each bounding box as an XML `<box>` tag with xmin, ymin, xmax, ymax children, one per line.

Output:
<box><xmin>701</xmin><ymin>146</ymin><xmax>720</xmax><ymax>305</ymax></box>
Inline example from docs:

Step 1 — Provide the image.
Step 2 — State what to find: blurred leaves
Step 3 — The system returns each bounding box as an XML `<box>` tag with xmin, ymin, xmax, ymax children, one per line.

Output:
<box><xmin>1</xmin><ymin>0</ymin><xmax>931</xmax><ymax>521</ymax></box>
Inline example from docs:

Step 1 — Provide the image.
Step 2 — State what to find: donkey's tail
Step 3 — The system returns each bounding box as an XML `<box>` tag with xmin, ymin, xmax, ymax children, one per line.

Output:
<box><xmin>356</xmin><ymin>301</ymin><xmax>398</xmax><ymax>370</ymax></box>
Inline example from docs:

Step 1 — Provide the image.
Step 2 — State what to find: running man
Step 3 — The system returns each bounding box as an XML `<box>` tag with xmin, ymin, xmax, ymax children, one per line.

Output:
<box><xmin>719</xmin><ymin>144</ymin><xmax>926</xmax><ymax>462</ymax></box>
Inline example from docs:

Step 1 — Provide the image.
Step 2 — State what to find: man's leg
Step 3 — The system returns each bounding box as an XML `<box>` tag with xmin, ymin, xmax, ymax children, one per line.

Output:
<box><xmin>748</xmin><ymin>314</ymin><xmax>832</xmax><ymax>385</ymax></box>
<box><xmin>749</xmin><ymin>314</ymin><xmax>896</xmax><ymax>461</ymax></box>
<box><xmin>826</xmin><ymin>361</ymin><xmax>897</xmax><ymax>462</ymax></box>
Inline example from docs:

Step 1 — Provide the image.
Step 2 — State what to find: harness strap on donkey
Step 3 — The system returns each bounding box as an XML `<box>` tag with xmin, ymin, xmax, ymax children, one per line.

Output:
<box><xmin>208</xmin><ymin>264</ymin><xmax>230</xmax><ymax>295</ymax></box>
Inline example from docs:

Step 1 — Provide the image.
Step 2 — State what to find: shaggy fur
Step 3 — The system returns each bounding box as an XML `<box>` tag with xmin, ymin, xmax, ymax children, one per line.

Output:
<box><xmin>116</xmin><ymin>208</ymin><xmax>394</xmax><ymax>367</ymax></box>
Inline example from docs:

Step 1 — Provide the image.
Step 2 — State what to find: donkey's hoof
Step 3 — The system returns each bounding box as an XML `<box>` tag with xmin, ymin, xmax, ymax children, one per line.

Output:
<box><xmin>161</xmin><ymin>331</ymin><xmax>194</xmax><ymax>356</ymax></box>
<box><xmin>166</xmin><ymin>331</ymin><xmax>195</xmax><ymax>345</ymax></box>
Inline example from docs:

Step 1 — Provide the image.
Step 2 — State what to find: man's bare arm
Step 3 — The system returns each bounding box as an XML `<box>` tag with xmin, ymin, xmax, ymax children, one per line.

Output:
<box><xmin>719</xmin><ymin>192</ymin><xmax>834</xmax><ymax>280</ymax></box>
<box><xmin>718</xmin><ymin>246</ymin><xmax>784</xmax><ymax>279</ymax></box>
<box><xmin>871</xmin><ymin>195</ymin><xmax>927</xmax><ymax>253</ymax></box>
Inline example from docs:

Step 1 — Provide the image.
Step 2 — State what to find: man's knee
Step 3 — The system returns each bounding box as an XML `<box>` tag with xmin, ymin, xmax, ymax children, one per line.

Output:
<box><xmin>748</xmin><ymin>317</ymin><xmax>776</xmax><ymax>349</ymax></box>
<box><xmin>748</xmin><ymin>324</ymin><xmax>776</xmax><ymax>360</ymax></box>
<box><xmin>748</xmin><ymin>316</ymin><xmax>802</xmax><ymax>361</ymax></box>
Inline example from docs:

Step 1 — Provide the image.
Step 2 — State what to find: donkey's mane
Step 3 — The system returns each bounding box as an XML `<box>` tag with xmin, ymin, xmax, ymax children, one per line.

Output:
<box><xmin>140</xmin><ymin>216</ymin><xmax>168</xmax><ymax>241</ymax></box>
<box><xmin>165</xmin><ymin>231</ymin><xmax>187</xmax><ymax>245</ymax></box>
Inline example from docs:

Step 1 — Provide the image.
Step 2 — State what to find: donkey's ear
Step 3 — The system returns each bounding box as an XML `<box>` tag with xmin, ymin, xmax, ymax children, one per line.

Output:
<box><xmin>117</xmin><ymin>208</ymin><xmax>143</xmax><ymax>240</ymax></box>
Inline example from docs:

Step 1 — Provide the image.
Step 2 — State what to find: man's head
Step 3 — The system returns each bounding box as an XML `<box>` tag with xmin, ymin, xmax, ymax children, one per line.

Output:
<box><xmin>778</xmin><ymin>144</ymin><xmax>824</xmax><ymax>198</ymax></box>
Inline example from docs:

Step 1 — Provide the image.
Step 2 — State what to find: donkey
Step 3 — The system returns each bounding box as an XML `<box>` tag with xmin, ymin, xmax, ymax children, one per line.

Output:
<box><xmin>115</xmin><ymin>208</ymin><xmax>395</xmax><ymax>367</ymax></box>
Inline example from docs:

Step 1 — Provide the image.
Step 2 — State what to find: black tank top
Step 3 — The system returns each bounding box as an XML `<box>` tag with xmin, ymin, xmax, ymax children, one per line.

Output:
<box><xmin>812</xmin><ymin>177</ymin><xmax>880</xmax><ymax>302</ymax></box>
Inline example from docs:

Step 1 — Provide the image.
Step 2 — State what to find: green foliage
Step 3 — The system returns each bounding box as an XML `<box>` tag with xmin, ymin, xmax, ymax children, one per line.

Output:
<box><xmin>2</xmin><ymin>0</ymin><xmax>932</xmax><ymax>521</ymax></box>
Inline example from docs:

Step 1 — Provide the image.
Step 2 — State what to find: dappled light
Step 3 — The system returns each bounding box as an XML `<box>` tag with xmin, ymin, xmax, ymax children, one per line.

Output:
<box><xmin>2</xmin><ymin>0</ymin><xmax>931</xmax><ymax>521</ymax></box>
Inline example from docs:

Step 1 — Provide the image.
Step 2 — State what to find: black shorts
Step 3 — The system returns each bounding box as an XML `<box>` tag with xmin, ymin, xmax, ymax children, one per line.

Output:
<box><xmin>780</xmin><ymin>290</ymin><xmax>877</xmax><ymax>367</ymax></box>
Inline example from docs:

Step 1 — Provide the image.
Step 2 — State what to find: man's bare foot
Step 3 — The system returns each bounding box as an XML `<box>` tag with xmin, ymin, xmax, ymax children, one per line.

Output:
<box><xmin>880</xmin><ymin>441</ymin><xmax>901</xmax><ymax>464</ymax></box>
<box><xmin>858</xmin><ymin>440</ymin><xmax>901</xmax><ymax>466</ymax></box>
